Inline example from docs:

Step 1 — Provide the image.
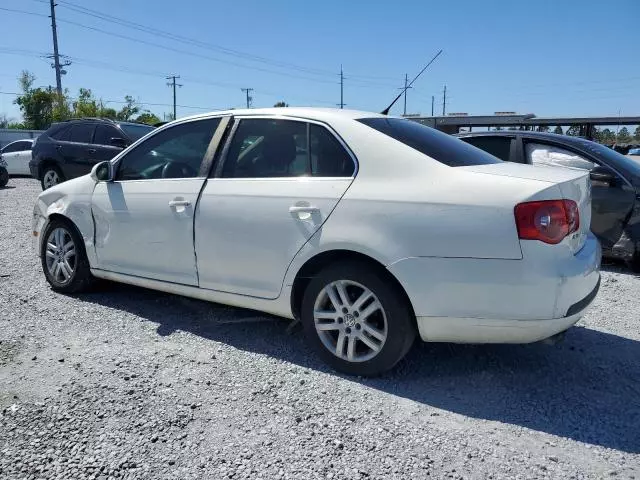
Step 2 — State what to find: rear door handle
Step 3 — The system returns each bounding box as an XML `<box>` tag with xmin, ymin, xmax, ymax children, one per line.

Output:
<box><xmin>169</xmin><ymin>199</ymin><xmax>191</xmax><ymax>207</ymax></box>
<box><xmin>289</xmin><ymin>206</ymin><xmax>319</xmax><ymax>214</ymax></box>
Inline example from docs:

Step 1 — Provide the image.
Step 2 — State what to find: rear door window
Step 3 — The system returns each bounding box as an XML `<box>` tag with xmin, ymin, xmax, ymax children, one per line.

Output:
<box><xmin>460</xmin><ymin>136</ymin><xmax>515</xmax><ymax>162</ymax></box>
<box><xmin>525</xmin><ymin>142</ymin><xmax>596</xmax><ymax>170</ymax></box>
<box><xmin>66</xmin><ymin>124</ymin><xmax>95</xmax><ymax>144</ymax></box>
<box><xmin>357</xmin><ymin>117</ymin><xmax>501</xmax><ymax>166</ymax></box>
<box><xmin>94</xmin><ymin>125</ymin><xmax>122</xmax><ymax>146</ymax></box>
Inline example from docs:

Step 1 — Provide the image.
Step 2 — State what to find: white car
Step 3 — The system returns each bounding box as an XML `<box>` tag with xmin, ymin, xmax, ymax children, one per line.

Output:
<box><xmin>1</xmin><ymin>139</ymin><xmax>34</xmax><ymax>175</ymax></box>
<box><xmin>32</xmin><ymin>108</ymin><xmax>601</xmax><ymax>376</ymax></box>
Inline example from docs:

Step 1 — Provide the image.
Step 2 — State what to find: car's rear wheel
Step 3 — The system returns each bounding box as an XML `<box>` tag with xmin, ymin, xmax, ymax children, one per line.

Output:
<box><xmin>41</xmin><ymin>219</ymin><xmax>94</xmax><ymax>293</ymax></box>
<box><xmin>41</xmin><ymin>165</ymin><xmax>64</xmax><ymax>190</ymax></box>
<box><xmin>0</xmin><ymin>167</ymin><xmax>8</xmax><ymax>188</ymax></box>
<box><xmin>300</xmin><ymin>262</ymin><xmax>416</xmax><ymax>376</ymax></box>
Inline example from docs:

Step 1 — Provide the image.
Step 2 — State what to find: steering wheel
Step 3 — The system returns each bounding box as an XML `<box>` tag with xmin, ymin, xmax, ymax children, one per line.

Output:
<box><xmin>161</xmin><ymin>161</ymin><xmax>198</xmax><ymax>179</ymax></box>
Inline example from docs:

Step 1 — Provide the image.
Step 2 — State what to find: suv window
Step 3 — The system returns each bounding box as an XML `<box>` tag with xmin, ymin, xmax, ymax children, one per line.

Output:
<box><xmin>358</xmin><ymin>117</ymin><xmax>502</xmax><ymax>167</ymax></box>
<box><xmin>222</xmin><ymin>119</ymin><xmax>354</xmax><ymax>178</ymax></box>
<box><xmin>460</xmin><ymin>136</ymin><xmax>514</xmax><ymax>162</ymax></box>
<box><xmin>94</xmin><ymin>125</ymin><xmax>123</xmax><ymax>146</ymax></box>
<box><xmin>66</xmin><ymin>123</ymin><xmax>95</xmax><ymax>143</ymax></box>
<box><xmin>49</xmin><ymin>125</ymin><xmax>70</xmax><ymax>140</ymax></box>
<box><xmin>118</xmin><ymin>123</ymin><xmax>155</xmax><ymax>141</ymax></box>
<box><xmin>116</xmin><ymin>118</ymin><xmax>220</xmax><ymax>181</ymax></box>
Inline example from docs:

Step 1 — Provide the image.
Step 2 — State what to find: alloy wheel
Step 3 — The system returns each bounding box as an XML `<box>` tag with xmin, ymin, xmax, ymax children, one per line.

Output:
<box><xmin>43</xmin><ymin>170</ymin><xmax>60</xmax><ymax>189</ymax></box>
<box><xmin>45</xmin><ymin>227</ymin><xmax>76</xmax><ymax>285</ymax></box>
<box><xmin>313</xmin><ymin>280</ymin><xmax>388</xmax><ymax>362</ymax></box>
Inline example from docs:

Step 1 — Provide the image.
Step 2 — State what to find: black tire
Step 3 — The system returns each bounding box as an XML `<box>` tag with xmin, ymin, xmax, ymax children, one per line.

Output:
<box><xmin>630</xmin><ymin>252</ymin><xmax>640</xmax><ymax>274</ymax></box>
<box><xmin>0</xmin><ymin>167</ymin><xmax>8</xmax><ymax>188</ymax></box>
<box><xmin>300</xmin><ymin>261</ymin><xmax>416</xmax><ymax>376</ymax></box>
<box><xmin>40</xmin><ymin>165</ymin><xmax>64</xmax><ymax>190</ymax></box>
<box><xmin>41</xmin><ymin>218</ymin><xmax>94</xmax><ymax>293</ymax></box>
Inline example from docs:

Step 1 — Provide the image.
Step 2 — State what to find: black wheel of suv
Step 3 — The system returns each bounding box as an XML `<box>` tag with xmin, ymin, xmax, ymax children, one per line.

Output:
<box><xmin>300</xmin><ymin>261</ymin><xmax>416</xmax><ymax>376</ymax></box>
<box><xmin>41</xmin><ymin>165</ymin><xmax>64</xmax><ymax>190</ymax></box>
<box><xmin>41</xmin><ymin>218</ymin><xmax>94</xmax><ymax>293</ymax></box>
<box><xmin>0</xmin><ymin>167</ymin><xmax>8</xmax><ymax>188</ymax></box>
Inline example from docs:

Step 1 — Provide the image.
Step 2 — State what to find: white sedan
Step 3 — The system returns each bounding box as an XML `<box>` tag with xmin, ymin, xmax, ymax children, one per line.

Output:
<box><xmin>1</xmin><ymin>139</ymin><xmax>34</xmax><ymax>175</ymax></box>
<box><xmin>32</xmin><ymin>108</ymin><xmax>601</xmax><ymax>376</ymax></box>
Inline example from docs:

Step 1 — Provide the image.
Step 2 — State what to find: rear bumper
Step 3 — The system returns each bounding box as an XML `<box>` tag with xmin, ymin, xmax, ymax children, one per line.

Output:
<box><xmin>415</xmin><ymin>277</ymin><xmax>600</xmax><ymax>343</ymax></box>
<box><xmin>388</xmin><ymin>233</ymin><xmax>601</xmax><ymax>343</ymax></box>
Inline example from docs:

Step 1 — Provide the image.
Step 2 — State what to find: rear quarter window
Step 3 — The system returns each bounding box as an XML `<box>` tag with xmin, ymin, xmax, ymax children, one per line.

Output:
<box><xmin>358</xmin><ymin>117</ymin><xmax>502</xmax><ymax>167</ymax></box>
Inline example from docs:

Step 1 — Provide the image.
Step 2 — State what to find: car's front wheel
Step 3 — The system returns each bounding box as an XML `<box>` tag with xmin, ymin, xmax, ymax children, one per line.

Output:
<box><xmin>41</xmin><ymin>219</ymin><xmax>94</xmax><ymax>293</ymax></box>
<box><xmin>41</xmin><ymin>165</ymin><xmax>64</xmax><ymax>190</ymax></box>
<box><xmin>300</xmin><ymin>262</ymin><xmax>416</xmax><ymax>376</ymax></box>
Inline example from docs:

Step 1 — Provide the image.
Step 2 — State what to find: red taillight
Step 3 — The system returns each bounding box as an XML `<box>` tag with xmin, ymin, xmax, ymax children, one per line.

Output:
<box><xmin>514</xmin><ymin>200</ymin><xmax>580</xmax><ymax>244</ymax></box>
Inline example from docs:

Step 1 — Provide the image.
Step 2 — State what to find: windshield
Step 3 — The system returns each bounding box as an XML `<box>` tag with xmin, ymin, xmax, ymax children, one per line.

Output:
<box><xmin>357</xmin><ymin>117</ymin><xmax>502</xmax><ymax>167</ymax></box>
<box><xmin>118</xmin><ymin>123</ymin><xmax>155</xmax><ymax>141</ymax></box>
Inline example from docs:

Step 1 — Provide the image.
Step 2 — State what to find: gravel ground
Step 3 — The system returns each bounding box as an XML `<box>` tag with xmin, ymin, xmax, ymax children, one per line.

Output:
<box><xmin>1</xmin><ymin>177</ymin><xmax>639</xmax><ymax>480</ymax></box>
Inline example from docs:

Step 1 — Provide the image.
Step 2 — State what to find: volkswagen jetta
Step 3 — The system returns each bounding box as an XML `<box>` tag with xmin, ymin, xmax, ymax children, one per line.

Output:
<box><xmin>32</xmin><ymin>108</ymin><xmax>601</xmax><ymax>375</ymax></box>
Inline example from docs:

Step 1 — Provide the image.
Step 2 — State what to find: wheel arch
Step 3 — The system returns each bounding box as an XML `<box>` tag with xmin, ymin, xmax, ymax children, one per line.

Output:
<box><xmin>38</xmin><ymin>158</ymin><xmax>62</xmax><ymax>179</ymax></box>
<box><xmin>289</xmin><ymin>249</ymin><xmax>416</xmax><ymax>325</ymax></box>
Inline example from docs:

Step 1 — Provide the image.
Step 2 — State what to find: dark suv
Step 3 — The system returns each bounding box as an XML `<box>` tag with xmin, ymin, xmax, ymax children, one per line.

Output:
<box><xmin>30</xmin><ymin>118</ymin><xmax>155</xmax><ymax>189</ymax></box>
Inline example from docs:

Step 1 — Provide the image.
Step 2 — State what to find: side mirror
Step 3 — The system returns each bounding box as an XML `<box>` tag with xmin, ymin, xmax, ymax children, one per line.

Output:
<box><xmin>590</xmin><ymin>165</ymin><xmax>616</xmax><ymax>186</ymax></box>
<box><xmin>90</xmin><ymin>161</ymin><xmax>114</xmax><ymax>182</ymax></box>
<box><xmin>109</xmin><ymin>137</ymin><xmax>128</xmax><ymax>149</ymax></box>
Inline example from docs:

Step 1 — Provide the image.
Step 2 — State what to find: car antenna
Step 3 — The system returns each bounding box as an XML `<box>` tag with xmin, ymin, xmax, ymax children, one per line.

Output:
<box><xmin>380</xmin><ymin>49</ymin><xmax>443</xmax><ymax>115</ymax></box>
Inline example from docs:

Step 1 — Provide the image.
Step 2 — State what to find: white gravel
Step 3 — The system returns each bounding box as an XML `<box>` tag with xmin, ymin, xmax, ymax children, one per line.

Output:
<box><xmin>1</xmin><ymin>177</ymin><xmax>639</xmax><ymax>479</ymax></box>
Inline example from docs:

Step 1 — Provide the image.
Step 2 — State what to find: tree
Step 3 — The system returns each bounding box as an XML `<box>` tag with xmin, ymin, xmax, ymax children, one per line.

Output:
<box><xmin>553</xmin><ymin>126</ymin><xmax>563</xmax><ymax>134</ymax></box>
<box><xmin>617</xmin><ymin>126</ymin><xmax>631</xmax><ymax>143</ymax></box>
<box><xmin>116</xmin><ymin>96</ymin><xmax>140</xmax><ymax>121</ymax></box>
<box><xmin>600</xmin><ymin>128</ymin><xmax>616</xmax><ymax>144</ymax></box>
<box><xmin>537</xmin><ymin>125</ymin><xmax>550</xmax><ymax>132</ymax></box>
<box><xmin>0</xmin><ymin>114</ymin><xmax>10</xmax><ymax>128</ymax></box>
<box><xmin>591</xmin><ymin>127</ymin><xmax>601</xmax><ymax>143</ymax></box>
<box><xmin>634</xmin><ymin>126</ymin><xmax>640</xmax><ymax>142</ymax></box>
<box><xmin>135</xmin><ymin>111</ymin><xmax>161</xmax><ymax>125</ymax></box>
<box><xmin>13</xmin><ymin>71</ymin><xmax>71</xmax><ymax>129</ymax></box>
<box><xmin>73</xmin><ymin>88</ymin><xmax>100</xmax><ymax>117</ymax></box>
<box><xmin>566</xmin><ymin>125</ymin><xmax>581</xmax><ymax>136</ymax></box>
<box><xmin>273</xmin><ymin>101</ymin><xmax>289</xmax><ymax>107</ymax></box>
<box><xmin>100</xmin><ymin>107</ymin><xmax>118</xmax><ymax>120</ymax></box>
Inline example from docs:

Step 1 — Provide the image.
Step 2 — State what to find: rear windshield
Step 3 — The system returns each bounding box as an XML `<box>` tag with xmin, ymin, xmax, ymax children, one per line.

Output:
<box><xmin>358</xmin><ymin>117</ymin><xmax>502</xmax><ymax>167</ymax></box>
<box><xmin>118</xmin><ymin>123</ymin><xmax>155</xmax><ymax>141</ymax></box>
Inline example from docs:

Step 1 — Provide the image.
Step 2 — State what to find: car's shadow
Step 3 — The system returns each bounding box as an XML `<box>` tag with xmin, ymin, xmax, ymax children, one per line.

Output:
<box><xmin>77</xmin><ymin>282</ymin><xmax>640</xmax><ymax>453</ymax></box>
<box><xmin>0</xmin><ymin>185</ymin><xmax>16</xmax><ymax>190</ymax></box>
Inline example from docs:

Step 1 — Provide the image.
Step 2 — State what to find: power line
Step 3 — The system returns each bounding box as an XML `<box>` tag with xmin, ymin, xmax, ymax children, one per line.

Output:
<box><xmin>55</xmin><ymin>0</ymin><xmax>398</xmax><ymax>84</ymax></box>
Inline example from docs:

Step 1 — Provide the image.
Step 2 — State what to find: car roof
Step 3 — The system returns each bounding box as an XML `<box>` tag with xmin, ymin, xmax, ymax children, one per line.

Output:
<box><xmin>177</xmin><ymin>107</ymin><xmax>388</xmax><ymax>123</ymax></box>
<box><xmin>456</xmin><ymin>130</ymin><xmax>594</xmax><ymax>145</ymax></box>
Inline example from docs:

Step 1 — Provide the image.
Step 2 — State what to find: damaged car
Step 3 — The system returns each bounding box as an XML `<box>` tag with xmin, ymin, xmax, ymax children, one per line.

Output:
<box><xmin>458</xmin><ymin>131</ymin><xmax>640</xmax><ymax>271</ymax></box>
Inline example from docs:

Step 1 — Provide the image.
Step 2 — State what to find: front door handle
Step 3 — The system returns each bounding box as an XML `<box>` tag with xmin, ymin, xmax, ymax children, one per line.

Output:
<box><xmin>87</xmin><ymin>148</ymin><xmax>97</xmax><ymax>154</ymax></box>
<box><xmin>289</xmin><ymin>206</ymin><xmax>319</xmax><ymax>214</ymax></box>
<box><xmin>169</xmin><ymin>199</ymin><xmax>191</xmax><ymax>207</ymax></box>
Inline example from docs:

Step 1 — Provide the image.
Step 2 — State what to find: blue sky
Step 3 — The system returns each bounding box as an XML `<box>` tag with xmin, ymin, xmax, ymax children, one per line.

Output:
<box><xmin>1</xmin><ymin>0</ymin><xmax>639</xmax><ymax>121</ymax></box>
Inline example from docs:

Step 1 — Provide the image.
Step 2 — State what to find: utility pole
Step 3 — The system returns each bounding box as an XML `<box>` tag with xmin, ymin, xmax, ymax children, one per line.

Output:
<box><xmin>241</xmin><ymin>88</ymin><xmax>253</xmax><ymax>109</ymax></box>
<box><xmin>338</xmin><ymin>65</ymin><xmax>345</xmax><ymax>109</ymax></box>
<box><xmin>442</xmin><ymin>85</ymin><xmax>447</xmax><ymax>116</ymax></box>
<box><xmin>400</xmin><ymin>73</ymin><xmax>413</xmax><ymax>116</ymax></box>
<box><xmin>48</xmin><ymin>0</ymin><xmax>70</xmax><ymax>100</ymax></box>
<box><xmin>431</xmin><ymin>95</ymin><xmax>434</xmax><ymax>116</ymax></box>
<box><xmin>166</xmin><ymin>75</ymin><xmax>182</xmax><ymax>119</ymax></box>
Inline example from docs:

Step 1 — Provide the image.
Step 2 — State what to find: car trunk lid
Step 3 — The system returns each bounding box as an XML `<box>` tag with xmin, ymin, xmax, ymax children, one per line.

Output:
<box><xmin>461</xmin><ymin>163</ymin><xmax>591</xmax><ymax>254</ymax></box>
